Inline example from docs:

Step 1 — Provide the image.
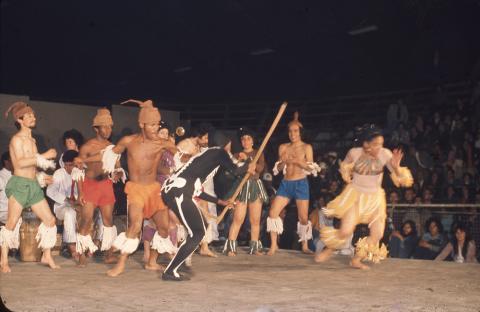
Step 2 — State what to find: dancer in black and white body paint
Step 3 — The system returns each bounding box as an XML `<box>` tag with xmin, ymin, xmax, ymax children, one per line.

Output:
<box><xmin>161</xmin><ymin>131</ymin><xmax>256</xmax><ymax>281</ymax></box>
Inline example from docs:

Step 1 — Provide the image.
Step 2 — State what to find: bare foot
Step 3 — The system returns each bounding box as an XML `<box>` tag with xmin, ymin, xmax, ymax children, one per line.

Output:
<box><xmin>107</xmin><ymin>262</ymin><xmax>125</xmax><ymax>277</ymax></box>
<box><xmin>314</xmin><ymin>248</ymin><xmax>334</xmax><ymax>263</ymax></box>
<box><xmin>200</xmin><ymin>248</ymin><xmax>218</xmax><ymax>258</ymax></box>
<box><xmin>104</xmin><ymin>254</ymin><xmax>118</xmax><ymax>264</ymax></box>
<box><xmin>267</xmin><ymin>246</ymin><xmax>277</xmax><ymax>256</ymax></box>
<box><xmin>77</xmin><ymin>254</ymin><xmax>87</xmax><ymax>267</ymax></box>
<box><xmin>41</xmin><ymin>254</ymin><xmax>61</xmax><ymax>269</ymax></box>
<box><xmin>72</xmin><ymin>252</ymin><xmax>80</xmax><ymax>263</ymax></box>
<box><xmin>350</xmin><ymin>258</ymin><xmax>370</xmax><ymax>270</ymax></box>
<box><xmin>227</xmin><ymin>251</ymin><xmax>236</xmax><ymax>257</ymax></box>
<box><xmin>302</xmin><ymin>247</ymin><xmax>314</xmax><ymax>255</ymax></box>
<box><xmin>145</xmin><ymin>262</ymin><xmax>164</xmax><ymax>271</ymax></box>
<box><xmin>1</xmin><ymin>263</ymin><xmax>11</xmax><ymax>273</ymax></box>
<box><xmin>252</xmin><ymin>250</ymin><xmax>264</xmax><ymax>256</ymax></box>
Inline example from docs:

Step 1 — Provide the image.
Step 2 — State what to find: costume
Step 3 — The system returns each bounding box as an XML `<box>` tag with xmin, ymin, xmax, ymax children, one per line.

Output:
<box><xmin>223</xmin><ymin>148</ymin><xmax>268</xmax><ymax>255</ymax></box>
<box><xmin>109</xmin><ymin>99</ymin><xmax>175</xmax><ymax>256</ymax></box>
<box><xmin>0</xmin><ymin>168</ymin><xmax>13</xmax><ymax>224</ymax></box>
<box><xmin>0</xmin><ymin>168</ymin><xmax>21</xmax><ymax>249</ymax></box>
<box><xmin>162</xmin><ymin>147</ymin><xmax>248</xmax><ymax>279</ymax></box>
<box><xmin>320</xmin><ymin>147</ymin><xmax>413</xmax><ymax>263</ymax></box>
<box><xmin>75</xmin><ymin>108</ymin><xmax>118</xmax><ymax>255</ymax></box>
<box><xmin>124</xmin><ymin>181</ymin><xmax>167</xmax><ymax>219</ymax></box>
<box><xmin>0</xmin><ymin>102</ymin><xmax>57</xmax><ymax>252</ymax></box>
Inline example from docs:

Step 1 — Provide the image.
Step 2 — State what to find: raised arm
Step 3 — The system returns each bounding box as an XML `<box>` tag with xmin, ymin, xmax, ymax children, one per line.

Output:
<box><xmin>385</xmin><ymin>148</ymin><xmax>414</xmax><ymax>188</ymax></box>
<box><xmin>219</xmin><ymin>150</ymin><xmax>255</xmax><ymax>177</ymax></box>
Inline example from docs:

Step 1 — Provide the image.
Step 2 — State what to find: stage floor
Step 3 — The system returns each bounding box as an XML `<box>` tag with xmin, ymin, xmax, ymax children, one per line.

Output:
<box><xmin>1</xmin><ymin>248</ymin><xmax>479</xmax><ymax>312</ymax></box>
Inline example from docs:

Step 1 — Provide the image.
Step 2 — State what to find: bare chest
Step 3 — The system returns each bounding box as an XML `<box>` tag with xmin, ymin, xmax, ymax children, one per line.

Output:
<box><xmin>127</xmin><ymin>141</ymin><xmax>162</xmax><ymax>165</ymax></box>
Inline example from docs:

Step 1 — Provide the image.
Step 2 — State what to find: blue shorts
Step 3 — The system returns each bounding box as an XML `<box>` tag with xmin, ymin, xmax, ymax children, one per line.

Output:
<box><xmin>276</xmin><ymin>178</ymin><xmax>309</xmax><ymax>200</ymax></box>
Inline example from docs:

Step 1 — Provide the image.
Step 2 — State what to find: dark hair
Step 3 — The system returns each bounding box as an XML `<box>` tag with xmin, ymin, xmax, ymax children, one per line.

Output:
<box><xmin>401</xmin><ymin>220</ymin><xmax>417</xmax><ymax>237</ymax></box>
<box><xmin>354</xmin><ymin>124</ymin><xmax>383</xmax><ymax>145</ymax></box>
<box><xmin>1</xmin><ymin>152</ymin><xmax>10</xmax><ymax>167</ymax></box>
<box><xmin>62</xmin><ymin>129</ymin><xmax>84</xmax><ymax>148</ymax></box>
<box><xmin>62</xmin><ymin>150</ymin><xmax>79</xmax><ymax>163</ymax></box>
<box><xmin>210</xmin><ymin>130</ymin><xmax>231</xmax><ymax>148</ymax></box>
<box><xmin>238</xmin><ymin>127</ymin><xmax>256</xmax><ymax>144</ymax></box>
<box><xmin>451</xmin><ymin>223</ymin><xmax>472</xmax><ymax>259</ymax></box>
<box><xmin>192</xmin><ymin>123</ymin><xmax>213</xmax><ymax>138</ymax></box>
<box><xmin>287</xmin><ymin>122</ymin><xmax>305</xmax><ymax>139</ymax></box>
<box><xmin>14</xmin><ymin>117</ymin><xmax>23</xmax><ymax>130</ymax></box>
<box><xmin>425</xmin><ymin>217</ymin><xmax>444</xmax><ymax>235</ymax></box>
<box><xmin>159</xmin><ymin>121</ymin><xmax>171</xmax><ymax>134</ymax></box>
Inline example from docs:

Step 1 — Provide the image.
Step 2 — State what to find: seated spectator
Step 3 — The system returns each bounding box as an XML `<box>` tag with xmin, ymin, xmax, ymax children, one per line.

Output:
<box><xmin>389</xmin><ymin>220</ymin><xmax>418</xmax><ymax>259</ymax></box>
<box><xmin>435</xmin><ymin>223</ymin><xmax>477</xmax><ymax>263</ymax></box>
<box><xmin>413</xmin><ymin>217</ymin><xmax>447</xmax><ymax>260</ymax></box>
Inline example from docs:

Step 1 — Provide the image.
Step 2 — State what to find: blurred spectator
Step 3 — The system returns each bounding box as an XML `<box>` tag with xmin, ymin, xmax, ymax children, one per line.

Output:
<box><xmin>435</xmin><ymin>223</ymin><xmax>477</xmax><ymax>263</ymax></box>
<box><xmin>413</xmin><ymin>217</ymin><xmax>448</xmax><ymax>260</ymax></box>
<box><xmin>389</xmin><ymin>220</ymin><xmax>419</xmax><ymax>259</ymax></box>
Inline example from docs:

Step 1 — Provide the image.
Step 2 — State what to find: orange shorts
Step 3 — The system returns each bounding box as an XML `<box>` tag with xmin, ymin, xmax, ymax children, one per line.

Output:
<box><xmin>82</xmin><ymin>178</ymin><xmax>115</xmax><ymax>207</ymax></box>
<box><xmin>124</xmin><ymin>181</ymin><xmax>167</xmax><ymax>219</ymax></box>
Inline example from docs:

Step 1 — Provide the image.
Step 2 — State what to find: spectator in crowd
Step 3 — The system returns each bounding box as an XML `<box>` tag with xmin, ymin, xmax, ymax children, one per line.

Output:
<box><xmin>413</xmin><ymin>217</ymin><xmax>447</xmax><ymax>260</ymax></box>
<box><xmin>59</xmin><ymin>129</ymin><xmax>84</xmax><ymax>168</ymax></box>
<box><xmin>435</xmin><ymin>223</ymin><xmax>477</xmax><ymax>263</ymax></box>
<box><xmin>389</xmin><ymin>220</ymin><xmax>419</xmax><ymax>259</ymax></box>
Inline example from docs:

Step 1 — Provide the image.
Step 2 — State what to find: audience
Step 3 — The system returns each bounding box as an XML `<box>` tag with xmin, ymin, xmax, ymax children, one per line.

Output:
<box><xmin>435</xmin><ymin>222</ymin><xmax>477</xmax><ymax>263</ymax></box>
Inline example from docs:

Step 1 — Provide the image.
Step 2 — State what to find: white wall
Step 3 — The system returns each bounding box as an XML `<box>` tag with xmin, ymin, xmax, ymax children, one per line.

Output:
<box><xmin>0</xmin><ymin>94</ymin><xmax>180</xmax><ymax>159</ymax></box>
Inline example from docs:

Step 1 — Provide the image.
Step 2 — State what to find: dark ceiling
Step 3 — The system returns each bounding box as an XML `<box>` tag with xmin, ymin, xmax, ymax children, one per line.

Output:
<box><xmin>1</xmin><ymin>0</ymin><xmax>480</xmax><ymax>106</ymax></box>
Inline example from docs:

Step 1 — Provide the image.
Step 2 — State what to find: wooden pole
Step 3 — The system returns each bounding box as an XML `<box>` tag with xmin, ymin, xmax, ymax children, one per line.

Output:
<box><xmin>216</xmin><ymin>102</ymin><xmax>288</xmax><ymax>224</ymax></box>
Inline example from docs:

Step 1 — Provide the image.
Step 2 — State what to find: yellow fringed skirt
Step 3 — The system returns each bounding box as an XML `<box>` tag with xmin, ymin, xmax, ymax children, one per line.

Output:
<box><xmin>323</xmin><ymin>184</ymin><xmax>386</xmax><ymax>226</ymax></box>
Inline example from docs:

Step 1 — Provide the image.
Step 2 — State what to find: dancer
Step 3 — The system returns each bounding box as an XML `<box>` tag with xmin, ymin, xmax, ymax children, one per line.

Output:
<box><xmin>267</xmin><ymin>112</ymin><xmax>320</xmax><ymax>256</ymax></box>
<box><xmin>161</xmin><ymin>131</ymin><xmax>256</xmax><ymax>281</ymax></box>
<box><xmin>142</xmin><ymin>121</ymin><xmax>177</xmax><ymax>264</ymax></box>
<box><xmin>75</xmin><ymin>108</ymin><xmax>122</xmax><ymax>266</ymax></box>
<box><xmin>193</xmin><ymin>124</ymin><xmax>219</xmax><ymax>257</ymax></box>
<box><xmin>0</xmin><ymin>152</ymin><xmax>22</xmax><ymax>267</ymax></box>
<box><xmin>1</xmin><ymin>102</ymin><xmax>59</xmax><ymax>273</ymax></box>
<box><xmin>174</xmin><ymin>126</ymin><xmax>218</xmax><ymax>258</ymax></box>
<box><xmin>93</xmin><ymin>99</ymin><xmax>178</xmax><ymax>277</ymax></box>
<box><xmin>223</xmin><ymin>127</ymin><xmax>269</xmax><ymax>256</ymax></box>
<box><xmin>315</xmin><ymin>124</ymin><xmax>413</xmax><ymax>269</ymax></box>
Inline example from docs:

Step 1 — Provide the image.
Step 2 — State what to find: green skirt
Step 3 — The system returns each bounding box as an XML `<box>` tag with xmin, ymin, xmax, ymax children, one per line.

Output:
<box><xmin>226</xmin><ymin>178</ymin><xmax>269</xmax><ymax>204</ymax></box>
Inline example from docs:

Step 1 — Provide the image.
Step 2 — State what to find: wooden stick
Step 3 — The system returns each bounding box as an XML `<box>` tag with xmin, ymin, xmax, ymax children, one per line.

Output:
<box><xmin>216</xmin><ymin>101</ymin><xmax>288</xmax><ymax>224</ymax></box>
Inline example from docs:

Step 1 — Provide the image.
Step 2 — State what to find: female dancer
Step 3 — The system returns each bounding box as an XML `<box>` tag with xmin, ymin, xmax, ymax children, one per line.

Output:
<box><xmin>223</xmin><ymin>127</ymin><xmax>269</xmax><ymax>256</ymax></box>
<box><xmin>315</xmin><ymin>124</ymin><xmax>413</xmax><ymax>269</ymax></box>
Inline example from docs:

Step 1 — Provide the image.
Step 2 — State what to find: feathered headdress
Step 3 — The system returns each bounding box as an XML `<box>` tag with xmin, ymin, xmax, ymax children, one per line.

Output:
<box><xmin>4</xmin><ymin>101</ymin><xmax>34</xmax><ymax>121</ymax></box>
<box><xmin>92</xmin><ymin>108</ymin><xmax>114</xmax><ymax>127</ymax></box>
<box><xmin>120</xmin><ymin>99</ymin><xmax>161</xmax><ymax>124</ymax></box>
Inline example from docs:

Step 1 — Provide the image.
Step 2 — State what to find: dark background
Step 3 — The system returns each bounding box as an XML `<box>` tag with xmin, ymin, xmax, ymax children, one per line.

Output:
<box><xmin>1</xmin><ymin>0</ymin><xmax>479</xmax><ymax>118</ymax></box>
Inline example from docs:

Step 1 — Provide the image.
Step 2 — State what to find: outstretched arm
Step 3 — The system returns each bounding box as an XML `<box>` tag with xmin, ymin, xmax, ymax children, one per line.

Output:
<box><xmin>10</xmin><ymin>137</ymin><xmax>57</xmax><ymax>169</ymax></box>
<box><xmin>386</xmin><ymin>148</ymin><xmax>414</xmax><ymax>188</ymax></box>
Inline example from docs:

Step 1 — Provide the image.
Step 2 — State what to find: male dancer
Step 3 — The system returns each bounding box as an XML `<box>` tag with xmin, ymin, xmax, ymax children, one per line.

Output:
<box><xmin>75</xmin><ymin>108</ymin><xmax>122</xmax><ymax>266</ymax></box>
<box><xmin>1</xmin><ymin>102</ymin><xmax>59</xmax><ymax>273</ymax></box>
<box><xmin>92</xmin><ymin>99</ymin><xmax>178</xmax><ymax>277</ymax></box>
<box><xmin>161</xmin><ymin>131</ymin><xmax>256</xmax><ymax>281</ymax></box>
<box><xmin>267</xmin><ymin>112</ymin><xmax>320</xmax><ymax>256</ymax></box>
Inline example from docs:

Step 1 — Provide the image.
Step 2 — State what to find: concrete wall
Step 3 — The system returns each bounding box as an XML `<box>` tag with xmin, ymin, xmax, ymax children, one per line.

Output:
<box><xmin>0</xmin><ymin>94</ymin><xmax>180</xmax><ymax>159</ymax></box>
